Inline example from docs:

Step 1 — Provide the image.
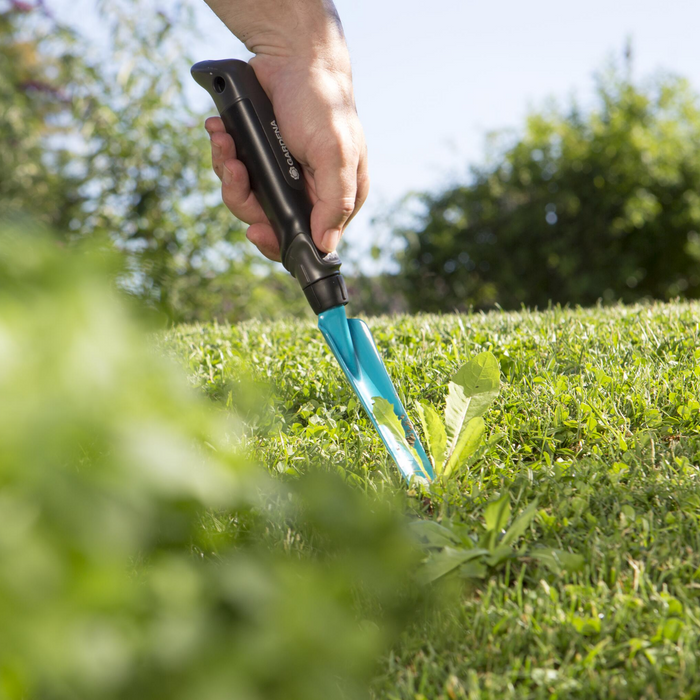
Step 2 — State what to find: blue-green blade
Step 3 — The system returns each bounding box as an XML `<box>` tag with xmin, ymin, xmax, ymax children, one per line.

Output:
<box><xmin>318</xmin><ymin>305</ymin><xmax>434</xmax><ymax>483</ymax></box>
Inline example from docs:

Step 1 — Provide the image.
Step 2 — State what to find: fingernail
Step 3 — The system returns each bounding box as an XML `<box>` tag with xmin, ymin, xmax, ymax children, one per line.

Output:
<box><xmin>223</xmin><ymin>164</ymin><xmax>232</xmax><ymax>185</ymax></box>
<box><xmin>322</xmin><ymin>229</ymin><xmax>341</xmax><ymax>252</ymax></box>
<box><xmin>212</xmin><ymin>142</ymin><xmax>222</xmax><ymax>157</ymax></box>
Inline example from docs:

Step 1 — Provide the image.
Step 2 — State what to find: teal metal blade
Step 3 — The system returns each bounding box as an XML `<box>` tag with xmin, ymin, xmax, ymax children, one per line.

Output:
<box><xmin>318</xmin><ymin>305</ymin><xmax>434</xmax><ymax>483</ymax></box>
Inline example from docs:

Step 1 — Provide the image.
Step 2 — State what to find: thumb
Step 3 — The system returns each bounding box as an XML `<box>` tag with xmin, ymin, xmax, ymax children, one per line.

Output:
<box><xmin>309</xmin><ymin>151</ymin><xmax>358</xmax><ymax>253</ymax></box>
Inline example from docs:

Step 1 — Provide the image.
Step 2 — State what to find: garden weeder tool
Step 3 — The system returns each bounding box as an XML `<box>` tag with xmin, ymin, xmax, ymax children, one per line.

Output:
<box><xmin>192</xmin><ymin>59</ymin><xmax>433</xmax><ymax>483</ymax></box>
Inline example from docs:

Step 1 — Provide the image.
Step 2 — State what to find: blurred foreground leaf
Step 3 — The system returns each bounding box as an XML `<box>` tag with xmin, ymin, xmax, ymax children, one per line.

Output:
<box><xmin>0</xmin><ymin>222</ymin><xmax>417</xmax><ymax>700</ymax></box>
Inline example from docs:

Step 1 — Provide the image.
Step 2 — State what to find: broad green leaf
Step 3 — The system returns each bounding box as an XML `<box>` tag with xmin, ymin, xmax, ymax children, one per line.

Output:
<box><xmin>477</xmin><ymin>528</ymin><xmax>496</xmax><ymax>552</ymax></box>
<box><xmin>572</xmin><ymin>615</ymin><xmax>601</xmax><ymax>636</ymax></box>
<box><xmin>485</xmin><ymin>545</ymin><xmax>516</xmax><ymax>567</ymax></box>
<box><xmin>501</xmin><ymin>500</ymin><xmax>538</xmax><ymax>547</ymax></box>
<box><xmin>530</xmin><ymin>548</ymin><xmax>585</xmax><ymax>573</ymax></box>
<box><xmin>584</xmin><ymin>639</ymin><xmax>611</xmax><ymax>666</ymax></box>
<box><xmin>484</xmin><ymin>492</ymin><xmax>511</xmax><ymax>534</ymax></box>
<box><xmin>408</xmin><ymin>520</ymin><xmax>461</xmax><ymax>549</ymax></box>
<box><xmin>458</xmin><ymin>560</ymin><xmax>488</xmax><ymax>579</ymax></box>
<box><xmin>415</xmin><ymin>401</ymin><xmax>447</xmax><ymax>473</ymax></box>
<box><xmin>442</xmin><ymin>416</ymin><xmax>485</xmax><ymax>478</ymax></box>
<box><xmin>443</xmin><ymin>352</ymin><xmax>500</xmax><ymax>465</ymax></box>
<box><xmin>449</xmin><ymin>521</ymin><xmax>480</xmax><ymax>548</ymax></box>
<box><xmin>419</xmin><ymin>546</ymin><xmax>490</xmax><ymax>584</ymax></box>
<box><xmin>662</xmin><ymin>618</ymin><xmax>684</xmax><ymax>643</ymax></box>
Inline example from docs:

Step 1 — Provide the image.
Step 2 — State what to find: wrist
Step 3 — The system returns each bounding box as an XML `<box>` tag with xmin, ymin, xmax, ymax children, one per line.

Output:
<box><xmin>250</xmin><ymin>31</ymin><xmax>354</xmax><ymax>107</ymax></box>
<box><xmin>251</xmin><ymin>49</ymin><xmax>355</xmax><ymax>121</ymax></box>
<box><xmin>241</xmin><ymin>3</ymin><xmax>349</xmax><ymax>68</ymax></box>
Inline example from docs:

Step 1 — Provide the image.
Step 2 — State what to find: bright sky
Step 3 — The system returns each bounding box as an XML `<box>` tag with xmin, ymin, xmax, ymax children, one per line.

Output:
<box><xmin>56</xmin><ymin>0</ymin><xmax>700</xmax><ymax>266</ymax></box>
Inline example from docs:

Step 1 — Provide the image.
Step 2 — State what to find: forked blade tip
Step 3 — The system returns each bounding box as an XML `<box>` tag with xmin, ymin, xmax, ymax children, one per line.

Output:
<box><xmin>318</xmin><ymin>307</ymin><xmax>434</xmax><ymax>484</ymax></box>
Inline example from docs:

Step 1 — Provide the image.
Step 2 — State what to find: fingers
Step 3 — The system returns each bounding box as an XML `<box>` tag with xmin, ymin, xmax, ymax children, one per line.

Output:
<box><xmin>309</xmin><ymin>144</ymin><xmax>360</xmax><ymax>253</ymax></box>
<box><xmin>204</xmin><ymin>117</ymin><xmax>371</xmax><ymax>260</ymax></box>
<box><xmin>221</xmin><ymin>158</ymin><xmax>279</xmax><ymax>259</ymax></box>
<box><xmin>307</xmin><ymin>117</ymin><xmax>369</xmax><ymax>254</ymax></box>
<box><xmin>206</xmin><ymin>118</ymin><xmax>267</xmax><ymax>225</ymax></box>
<box><xmin>205</xmin><ymin>118</ymin><xmax>280</xmax><ymax>260</ymax></box>
<box><xmin>351</xmin><ymin>143</ymin><xmax>370</xmax><ymax>225</ymax></box>
<box><xmin>204</xmin><ymin>115</ymin><xmax>226</xmax><ymax>135</ymax></box>
<box><xmin>220</xmin><ymin>158</ymin><xmax>269</xmax><ymax>227</ymax></box>
<box><xmin>246</xmin><ymin>223</ymin><xmax>281</xmax><ymax>262</ymax></box>
<box><xmin>206</xmin><ymin>117</ymin><xmax>236</xmax><ymax>181</ymax></box>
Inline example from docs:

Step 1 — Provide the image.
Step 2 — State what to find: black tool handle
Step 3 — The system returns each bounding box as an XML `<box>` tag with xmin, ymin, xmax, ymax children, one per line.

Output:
<box><xmin>191</xmin><ymin>59</ymin><xmax>348</xmax><ymax>314</ymax></box>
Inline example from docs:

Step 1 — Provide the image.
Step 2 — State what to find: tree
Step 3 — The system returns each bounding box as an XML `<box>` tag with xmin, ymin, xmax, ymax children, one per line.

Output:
<box><xmin>393</xmin><ymin>67</ymin><xmax>700</xmax><ymax>312</ymax></box>
<box><xmin>0</xmin><ymin>0</ymin><xmax>305</xmax><ymax>322</ymax></box>
<box><xmin>0</xmin><ymin>1</ymin><xmax>84</xmax><ymax>229</ymax></box>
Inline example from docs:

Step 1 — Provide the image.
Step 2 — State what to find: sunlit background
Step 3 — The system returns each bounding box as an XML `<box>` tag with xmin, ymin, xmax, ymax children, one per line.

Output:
<box><xmin>53</xmin><ymin>0</ymin><xmax>700</xmax><ymax>268</ymax></box>
<box><xmin>4</xmin><ymin>0</ymin><xmax>700</xmax><ymax>318</ymax></box>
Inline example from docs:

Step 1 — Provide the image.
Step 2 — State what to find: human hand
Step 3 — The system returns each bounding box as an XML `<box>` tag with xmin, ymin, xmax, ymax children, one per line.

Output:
<box><xmin>205</xmin><ymin>49</ymin><xmax>368</xmax><ymax>263</ymax></box>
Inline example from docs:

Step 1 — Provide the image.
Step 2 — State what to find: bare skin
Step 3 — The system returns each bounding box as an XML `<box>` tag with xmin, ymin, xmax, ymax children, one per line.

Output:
<box><xmin>203</xmin><ymin>0</ymin><xmax>368</xmax><ymax>261</ymax></box>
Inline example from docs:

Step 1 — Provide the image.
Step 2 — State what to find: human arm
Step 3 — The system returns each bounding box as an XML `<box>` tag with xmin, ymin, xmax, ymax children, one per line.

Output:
<box><xmin>202</xmin><ymin>0</ymin><xmax>368</xmax><ymax>260</ymax></box>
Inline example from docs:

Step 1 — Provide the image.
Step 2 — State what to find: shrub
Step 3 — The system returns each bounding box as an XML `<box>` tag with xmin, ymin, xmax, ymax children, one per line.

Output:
<box><xmin>394</xmin><ymin>69</ymin><xmax>700</xmax><ymax>311</ymax></box>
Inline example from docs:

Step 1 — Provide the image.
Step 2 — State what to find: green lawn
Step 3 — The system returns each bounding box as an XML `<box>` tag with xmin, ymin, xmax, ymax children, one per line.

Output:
<box><xmin>167</xmin><ymin>301</ymin><xmax>700</xmax><ymax>699</ymax></box>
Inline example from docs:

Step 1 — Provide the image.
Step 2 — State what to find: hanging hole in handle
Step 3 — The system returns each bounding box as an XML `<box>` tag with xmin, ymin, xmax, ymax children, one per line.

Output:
<box><xmin>213</xmin><ymin>76</ymin><xmax>226</xmax><ymax>94</ymax></box>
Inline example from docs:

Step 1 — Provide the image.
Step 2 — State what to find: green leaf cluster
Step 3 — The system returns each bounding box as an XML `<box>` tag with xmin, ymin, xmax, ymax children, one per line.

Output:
<box><xmin>417</xmin><ymin>351</ymin><xmax>500</xmax><ymax>479</ymax></box>
<box><xmin>412</xmin><ymin>494</ymin><xmax>584</xmax><ymax>584</ymax></box>
<box><xmin>372</xmin><ymin>352</ymin><xmax>500</xmax><ymax>482</ymax></box>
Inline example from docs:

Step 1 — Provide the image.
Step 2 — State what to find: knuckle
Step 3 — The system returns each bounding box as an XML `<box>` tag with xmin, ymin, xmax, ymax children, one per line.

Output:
<box><xmin>337</xmin><ymin>197</ymin><xmax>356</xmax><ymax>218</ymax></box>
<box><xmin>336</xmin><ymin>141</ymin><xmax>360</xmax><ymax>171</ymax></box>
<box><xmin>221</xmin><ymin>186</ymin><xmax>239</xmax><ymax>211</ymax></box>
<box><xmin>323</xmin><ymin>126</ymin><xmax>361</xmax><ymax>169</ymax></box>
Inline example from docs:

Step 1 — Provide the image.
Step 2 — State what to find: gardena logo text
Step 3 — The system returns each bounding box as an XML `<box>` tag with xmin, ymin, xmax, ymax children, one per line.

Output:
<box><xmin>271</xmin><ymin>120</ymin><xmax>294</xmax><ymax>167</ymax></box>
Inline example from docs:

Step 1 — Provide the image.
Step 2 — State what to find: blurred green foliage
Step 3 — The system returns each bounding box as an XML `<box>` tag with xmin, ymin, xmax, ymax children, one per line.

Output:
<box><xmin>395</xmin><ymin>68</ymin><xmax>700</xmax><ymax>311</ymax></box>
<box><xmin>0</xmin><ymin>221</ymin><xmax>418</xmax><ymax>699</ymax></box>
<box><xmin>0</xmin><ymin>0</ymin><xmax>307</xmax><ymax>323</ymax></box>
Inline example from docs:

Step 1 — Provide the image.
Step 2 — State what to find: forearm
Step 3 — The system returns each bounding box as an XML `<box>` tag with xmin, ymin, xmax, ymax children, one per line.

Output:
<box><xmin>203</xmin><ymin>0</ymin><xmax>348</xmax><ymax>65</ymax></box>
